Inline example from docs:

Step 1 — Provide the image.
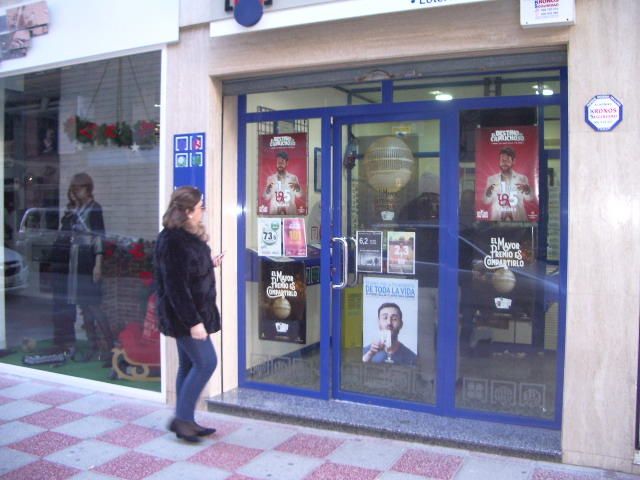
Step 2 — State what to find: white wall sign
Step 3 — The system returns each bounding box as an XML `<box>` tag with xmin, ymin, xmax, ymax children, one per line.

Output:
<box><xmin>520</xmin><ymin>0</ymin><xmax>575</xmax><ymax>28</ymax></box>
<box><xmin>585</xmin><ymin>95</ymin><xmax>623</xmax><ymax>132</ymax></box>
<box><xmin>211</xmin><ymin>0</ymin><xmax>496</xmax><ymax>37</ymax></box>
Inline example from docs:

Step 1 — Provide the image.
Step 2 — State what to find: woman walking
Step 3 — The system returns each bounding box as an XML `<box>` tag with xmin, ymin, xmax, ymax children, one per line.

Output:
<box><xmin>155</xmin><ymin>186</ymin><xmax>223</xmax><ymax>442</ymax></box>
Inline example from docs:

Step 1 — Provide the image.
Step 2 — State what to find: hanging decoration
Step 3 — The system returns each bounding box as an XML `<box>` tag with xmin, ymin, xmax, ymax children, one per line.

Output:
<box><xmin>63</xmin><ymin>57</ymin><xmax>159</xmax><ymax>150</ymax></box>
<box><xmin>63</xmin><ymin>116</ymin><xmax>158</xmax><ymax>149</ymax></box>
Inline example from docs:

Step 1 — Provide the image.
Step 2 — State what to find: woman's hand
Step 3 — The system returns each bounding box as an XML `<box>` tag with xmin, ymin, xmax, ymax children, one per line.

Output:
<box><xmin>190</xmin><ymin>322</ymin><xmax>208</xmax><ymax>340</ymax></box>
<box><xmin>212</xmin><ymin>251</ymin><xmax>225</xmax><ymax>268</ymax></box>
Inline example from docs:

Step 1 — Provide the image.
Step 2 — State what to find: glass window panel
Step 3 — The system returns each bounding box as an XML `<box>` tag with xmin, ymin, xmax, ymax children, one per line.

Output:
<box><xmin>394</xmin><ymin>70</ymin><xmax>561</xmax><ymax>102</ymax></box>
<box><xmin>247</xmin><ymin>83</ymin><xmax>381</xmax><ymax>112</ymax></box>
<box><xmin>1</xmin><ymin>52</ymin><xmax>161</xmax><ymax>391</ymax></box>
<box><xmin>340</xmin><ymin>120</ymin><xmax>440</xmax><ymax>405</ymax></box>
<box><xmin>457</xmin><ymin>107</ymin><xmax>561</xmax><ymax>419</ymax></box>
<box><xmin>244</xmin><ymin>118</ymin><xmax>322</xmax><ymax>391</ymax></box>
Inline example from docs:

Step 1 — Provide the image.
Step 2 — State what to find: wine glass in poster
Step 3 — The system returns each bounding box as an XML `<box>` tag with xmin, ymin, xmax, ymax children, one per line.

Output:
<box><xmin>257</xmin><ymin>132</ymin><xmax>308</xmax><ymax>216</ymax></box>
<box><xmin>474</xmin><ymin>126</ymin><xmax>539</xmax><ymax>223</ymax></box>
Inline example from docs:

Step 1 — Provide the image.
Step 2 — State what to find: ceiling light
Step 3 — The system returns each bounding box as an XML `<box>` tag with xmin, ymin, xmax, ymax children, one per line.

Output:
<box><xmin>435</xmin><ymin>93</ymin><xmax>453</xmax><ymax>101</ymax></box>
<box><xmin>542</xmin><ymin>88</ymin><xmax>554</xmax><ymax>96</ymax></box>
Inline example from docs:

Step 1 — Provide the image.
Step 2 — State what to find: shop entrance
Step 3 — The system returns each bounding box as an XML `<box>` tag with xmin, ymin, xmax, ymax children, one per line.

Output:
<box><xmin>238</xmin><ymin>68</ymin><xmax>565</xmax><ymax>428</ymax></box>
<box><xmin>330</xmin><ymin>114</ymin><xmax>446</xmax><ymax>410</ymax></box>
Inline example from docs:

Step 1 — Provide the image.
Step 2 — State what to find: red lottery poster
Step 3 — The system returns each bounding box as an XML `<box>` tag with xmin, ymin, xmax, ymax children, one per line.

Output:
<box><xmin>257</xmin><ymin>132</ymin><xmax>308</xmax><ymax>216</ymax></box>
<box><xmin>474</xmin><ymin>126</ymin><xmax>539</xmax><ymax>222</ymax></box>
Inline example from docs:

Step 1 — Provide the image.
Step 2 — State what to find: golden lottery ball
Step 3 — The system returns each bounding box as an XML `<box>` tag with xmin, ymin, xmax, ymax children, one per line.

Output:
<box><xmin>272</xmin><ymin>296</ymin><xmax>292</xmax><ymax>320</ymax></box>
<box><xmin>492</xmin><ymin>268</ymin><xmax>516</xmax><ymax>294</ymax></box>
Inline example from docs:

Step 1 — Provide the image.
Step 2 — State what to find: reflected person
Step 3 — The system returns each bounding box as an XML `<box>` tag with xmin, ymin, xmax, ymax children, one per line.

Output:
<box><xmin>66</xmin><ymin>172</ymin><xmax>113</xmax><ymax>363</ymax></box>
<box><xmin>362</xmin><ymin>303</ymin><xmax>417</xmax><ymax>365</ymax></box>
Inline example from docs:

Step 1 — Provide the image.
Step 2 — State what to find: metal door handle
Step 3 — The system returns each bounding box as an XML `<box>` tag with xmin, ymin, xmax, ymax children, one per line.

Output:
<box><xmin>346</xmin><ymin>237</ymin><xmax>358</xmax><ymax>287</ymax></box>
<box><xmin>331</xmin><ymin>236</ymin><xmax>348</xmax><ymax>289</ymax></box>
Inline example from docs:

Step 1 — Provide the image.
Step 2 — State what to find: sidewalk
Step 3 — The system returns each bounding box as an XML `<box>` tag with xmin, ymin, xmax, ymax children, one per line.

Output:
<box><xmin>0</xmin><ymin>371</ymin><xmax>637</xmax><ymax>480</ymax></box>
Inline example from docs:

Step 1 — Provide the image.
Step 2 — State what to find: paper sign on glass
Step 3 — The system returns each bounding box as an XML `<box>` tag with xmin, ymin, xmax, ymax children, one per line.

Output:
<box><xmin>257</xmin><ymin>132</ymin><xmax>308</xmax><ymax>216</ymax></box>
<box><xmin>362</xmin><ymin>276</ymin><xmax>419</xmax><ymax>365</ymax></box>
<box><xmin>283</xmin><ymin>217</ymin><xmax>307</xmax><ymax>257</ymax></box>
<box><xmin>258</xmin><ymin>217</ymin><xmax>283</xmax><ymax>256</ymax></box>
<box><xmin>356</xmin><ymin>231</ymin><xmax>383</xmax><ymax>273</ymax></box>
<box><xmin>387</xmin><ymin>231</ymin><xmax>416</xmax><ymax>275</ymax></box>
<box><xmin>474</xmin><ymin>126</ymin><xmax>539</xmax><ymax>223</ymax></box>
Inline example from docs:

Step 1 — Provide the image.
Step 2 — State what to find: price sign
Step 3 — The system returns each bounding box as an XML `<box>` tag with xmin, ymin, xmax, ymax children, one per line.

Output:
<box><xmin>356</xmin><ymin>231</ymin><xmax>383</xmax><ymax>273</ymax></box>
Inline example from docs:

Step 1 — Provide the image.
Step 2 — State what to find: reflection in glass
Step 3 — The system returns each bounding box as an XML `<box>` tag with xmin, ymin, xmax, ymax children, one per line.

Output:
<box><xmin>457</xmin><ymin>108</ymin><xmax>561</xmax><ymax>419</ymax></box>
<box><xmin>340</xmin><ymin>120</ymin><xmax>440</xmax><ymax>405</ymax></box>
<box><xmin>244</xmin><ymin>119</ymin><xmax>322</xmax><ymax>391</ymax></box>
<box><xmin>2</xmin><ymin>52</ymin><xmax>161</xmax><ymax>390</ymax></box>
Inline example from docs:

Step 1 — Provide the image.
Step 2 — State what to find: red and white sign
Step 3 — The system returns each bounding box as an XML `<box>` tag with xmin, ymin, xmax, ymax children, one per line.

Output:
<box><xmin>474</xmin><ymin>126</ymin><xmax>539</xmax><ymax>223</ymax></box>
<box><xmin>585</xmin><ymin>95</ymin><xmax>623</xmax><ymax>132</ymax></box>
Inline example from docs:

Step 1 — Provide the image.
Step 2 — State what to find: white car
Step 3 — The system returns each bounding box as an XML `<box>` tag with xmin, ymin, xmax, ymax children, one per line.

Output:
<box><xmin>2</xmin><ymin>247</ymin><xmax>29</xmax><ymax>291</ymax></box>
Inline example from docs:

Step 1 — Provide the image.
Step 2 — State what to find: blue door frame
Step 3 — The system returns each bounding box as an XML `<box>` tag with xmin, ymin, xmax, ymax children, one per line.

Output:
<box><xmin>236</xmin><ymin>73</ymin><xmax>568</xmax><ymax>429</ymax></box>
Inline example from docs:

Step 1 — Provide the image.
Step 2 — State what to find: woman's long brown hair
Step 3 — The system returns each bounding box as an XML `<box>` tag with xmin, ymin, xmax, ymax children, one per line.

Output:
<box><xmin>162</xmin><ymin>186</ymin><xmax>208</xmax><ymax>241</ymax></box>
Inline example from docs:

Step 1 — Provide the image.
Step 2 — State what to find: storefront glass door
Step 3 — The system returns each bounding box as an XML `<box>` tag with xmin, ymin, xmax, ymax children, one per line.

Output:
<box><xmin>331</xmin><ymin>116</ymin><xmax>443</xmax><ymax>408</ymax></box>
<box><xmin>239</xmin><ymin>69</ymin><xmax>565</xmax><ymax>427</ymax></box>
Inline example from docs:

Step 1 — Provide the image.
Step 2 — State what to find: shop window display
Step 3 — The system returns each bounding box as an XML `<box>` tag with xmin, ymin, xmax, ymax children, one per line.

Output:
<box><xmin>1</xmin><ymin>51</ymin><xmax>161</xmax><ymax>390</ymax></box>
<box><xmin>456</xmin><ymin>107</ymin><xmax>561</xmax><ymax>419</ymax></box>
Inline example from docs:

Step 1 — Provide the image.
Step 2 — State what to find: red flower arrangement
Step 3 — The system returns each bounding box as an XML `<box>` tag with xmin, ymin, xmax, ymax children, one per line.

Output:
<box><xmin>64</xmin><ymin>115</ymin><xmax>158</xmax><ymax>149</ymax></box>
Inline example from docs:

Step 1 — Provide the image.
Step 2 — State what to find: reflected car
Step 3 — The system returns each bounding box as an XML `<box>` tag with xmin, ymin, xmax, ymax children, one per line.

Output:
<box><xmin>2</xmin><ymin>247</ymin><xmax>29</xmax><ymax>291</ymax></box>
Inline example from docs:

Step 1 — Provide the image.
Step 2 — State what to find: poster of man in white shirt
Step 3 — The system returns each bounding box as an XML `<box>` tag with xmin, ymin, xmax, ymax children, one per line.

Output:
<box><xmin>258</xmin><ymin>133</ymin><xmax>308</xmax><ymax>216</ymax></box>
<box><xmin>474</xmin><ymin>126</ymin><xmax>539</xmax><ymax>223</ymax></box>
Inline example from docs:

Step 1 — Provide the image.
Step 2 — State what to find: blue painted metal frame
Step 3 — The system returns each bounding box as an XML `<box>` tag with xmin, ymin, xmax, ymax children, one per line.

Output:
<box><xmin>236</xmin><ymin>69</ymin><xmax>568</xmax><ymax>429</ymax></box>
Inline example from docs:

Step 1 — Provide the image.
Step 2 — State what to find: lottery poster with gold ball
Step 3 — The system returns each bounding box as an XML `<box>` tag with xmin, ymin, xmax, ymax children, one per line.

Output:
<box><xmin>259</xmin><ymin>259</ymin><xmax>307</xmax><ymax>343</ymax></box>
<box><xmin>470</xmin><ymin>226</ymin><xmax>536</xmax><ymax>326</ymax></box>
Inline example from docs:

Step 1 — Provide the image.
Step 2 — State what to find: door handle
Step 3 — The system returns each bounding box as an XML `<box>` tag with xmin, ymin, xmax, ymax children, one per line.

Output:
<box><xmin>331</xmin><ymin>236</ymin><xmax>349</xmax><ymax>290</ymax></box>
<box><xmin>346</xmin><ymin>237</ymin><xmax>359</xmax><ymax>287</ymax></box>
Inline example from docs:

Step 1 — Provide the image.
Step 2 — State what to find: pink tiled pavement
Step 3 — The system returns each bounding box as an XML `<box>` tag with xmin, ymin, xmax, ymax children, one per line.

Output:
<box><xmin>531</xmin><ymin>468</ymin><xmax>601</xmax><ymax>479</ymax></box>
<box><xmin>0</xmin><ymin>376</ymin><xmax>21</xmax><ymax>390</ymax></box>
<box><xmin>7</xmin><ymin>431</ymin><xmax>81</xmax><ymax>457</ymax></box>
<box><xmin>94</xmin><ymin>451</ymin><xmax>172</xmax><ymax>480</ymax></box>
<box><xmin>97</xmin><ymin>423</ymin><xmax>165</xmax><ymax>448</ymax></box>
<box><xmin>189</xmin><ymin>442</ymin><xmax>263</xmax><ymax>471</ymax></box>
<box><xmin>305</xmin><ymin>462</ymin><xmax>381</xmax><ymax>480</ymax></box>
<box><xmin>276</xmin><ymin>432</ymin><xmax>344</xmax><ymax>458</ymax></box>
<box><xmin>392</xmin><ymin>449</ymin><xmax>464</xmax><ymax>479</ymax></box>
<box><xmin>97</xmin><ymin>402</ymin><xmax>160</xmax><ymax>422</ymax></box>
<box><xmin>21</xmin><ymin>407</ymin><xmax>85</xmax><ymax>429</ymax></box>
<box><xmin>27</xmin><ymin>390</ymin><xmax>84</xmax><ymax>406</ymax></box>
<box><xmin>0</xmin><ymin>372</ymin><xmax>634</xmax><ymax>480</ymax></box>
<box><xmin>0</xmin><ymin>459</ymin><xmax>79</xmax><ymax>480</ymax></box>
<box><xmin>194</xmin><ymin>417</ymin><xmax>244</xmax><ymax>437</ymax></box>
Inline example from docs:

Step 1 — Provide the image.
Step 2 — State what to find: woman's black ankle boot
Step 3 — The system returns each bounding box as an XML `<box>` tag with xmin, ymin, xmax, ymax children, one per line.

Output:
<box><xmin>169</xmin><ymin>418</ymin><xmax>200</xmax><ymax>443</ymax></box>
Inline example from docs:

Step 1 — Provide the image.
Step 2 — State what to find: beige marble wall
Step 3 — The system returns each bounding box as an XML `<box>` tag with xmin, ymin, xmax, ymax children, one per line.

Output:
<box><xmin>562</xmin><ymin>0</ymin><xmax>640</xmax><ymax>473</ymax></box>
<box><xmin>164</xmin><ymin>0</ymin><xmax>640</xmax><ymax>472</ymax></box>
<box><xmin>163</xmin><ymin>26</ymin><xmax>226</xmax><ymax>408</ymax></box>
<box><xmin>207</xmin><ymin>0</ymin><xmax>569</xmax><ymax>78</ymax></box>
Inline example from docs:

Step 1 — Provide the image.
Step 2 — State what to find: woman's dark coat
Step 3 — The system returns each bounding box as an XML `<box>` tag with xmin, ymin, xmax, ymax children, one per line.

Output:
<box><xmin>154</xmin><ymin>227</ymin><xmax>220</xmax><ymax>337</ymax></box>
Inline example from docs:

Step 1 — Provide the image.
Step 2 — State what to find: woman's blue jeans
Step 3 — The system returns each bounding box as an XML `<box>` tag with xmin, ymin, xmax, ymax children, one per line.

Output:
<box><xmin>175</xmin><ymin>335</ymin><xmax>217</xmax><ymax>422</ymax></box>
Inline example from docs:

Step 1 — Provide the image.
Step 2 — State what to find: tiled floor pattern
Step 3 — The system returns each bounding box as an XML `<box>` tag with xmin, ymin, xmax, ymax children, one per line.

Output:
<box><xmin>0</xmin><ymin>372</ymin><xmax>637</xmax><ymax>480</ymax></box>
